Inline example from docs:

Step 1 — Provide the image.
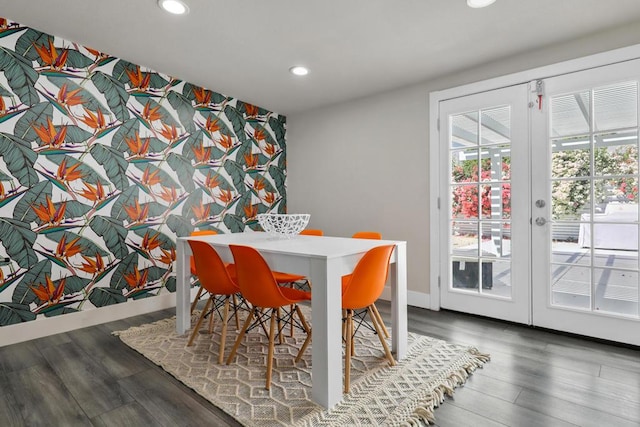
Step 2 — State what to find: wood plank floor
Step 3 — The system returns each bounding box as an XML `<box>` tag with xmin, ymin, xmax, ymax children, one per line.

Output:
<box><xmin>0</xmin><ymin>303</ymin><xmax>638</xmax><ymax>426</ymax></box>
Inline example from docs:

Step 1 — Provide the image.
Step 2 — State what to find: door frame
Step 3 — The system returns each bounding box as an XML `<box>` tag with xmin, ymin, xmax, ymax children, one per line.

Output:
<box><xmin>429</xmin><ymin>43</ymin><xmax>640</xmax><ymax>312</ymax></box>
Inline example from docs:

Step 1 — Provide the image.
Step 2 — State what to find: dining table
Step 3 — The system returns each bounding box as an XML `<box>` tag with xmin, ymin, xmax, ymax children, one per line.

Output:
<box><xmin>175</xmin><ymin>231</ymin><xmax>408</xmax><ymax>409</ymax></box>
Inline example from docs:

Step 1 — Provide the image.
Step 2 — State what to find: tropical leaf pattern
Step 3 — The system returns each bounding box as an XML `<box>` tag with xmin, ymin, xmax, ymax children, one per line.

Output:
<box><xmin>0</xmin><ymin>18</ymin><xmax>288</xmax><ymax>326</ymax></box>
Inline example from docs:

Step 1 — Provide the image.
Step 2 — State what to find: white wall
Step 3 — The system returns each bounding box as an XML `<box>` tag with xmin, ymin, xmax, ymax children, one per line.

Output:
<box><xmin>287</xmin><ymin>22</ymin><xmax>640</xmax><ymax>299</ymax></box>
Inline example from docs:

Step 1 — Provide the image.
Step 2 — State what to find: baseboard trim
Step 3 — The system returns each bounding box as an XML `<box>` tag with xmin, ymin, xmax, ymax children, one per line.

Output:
<box><xmin>0</xmin><ymin>293</ymin><xmax>183</xmax><ymax>347</ymax></box>
<box><xmin>379</xmin><ymin>287</ymin><xmax>430</xmax><ymax>309</ymax></box>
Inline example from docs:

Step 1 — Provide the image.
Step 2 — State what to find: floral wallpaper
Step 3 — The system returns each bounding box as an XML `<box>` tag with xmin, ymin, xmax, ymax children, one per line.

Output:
<box><xmin>0</xmin><ymin>18</ymin><xmax>288</xmax><ymax>326</ymax></box>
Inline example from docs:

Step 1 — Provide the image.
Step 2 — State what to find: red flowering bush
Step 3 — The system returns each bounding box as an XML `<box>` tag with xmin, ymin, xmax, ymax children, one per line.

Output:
<box><xmin>452</xmin><ymin>160</ymin><xmax>511</xmax><ymax>219</ymax></box>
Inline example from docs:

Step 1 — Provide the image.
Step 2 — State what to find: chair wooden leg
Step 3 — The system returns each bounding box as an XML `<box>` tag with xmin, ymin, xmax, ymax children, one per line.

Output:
<box><xmin>226</xmin><ymin>309</ymin><xmax>255</xmax><ymax>364</ymax></box>
<box><xmin>289</xmin><ymin>303</ymin><xmax>294</xmax><ymax>337</ymax></box>
<box><xmin>218</xmin><ymin>296</ymin><xmax>230</xmax><ymax>364</ymax></box>
<box><xmin>187</xmin><ymin>297</ymin><xmax>212</xmax><ymax>346</ymax></box>
<box><xmin>207</xmin><ymin>296</ymin><xmax>217</xmax><ymax>334</ymax></box>
<box><xmin>190</xmin><ymin>285</ymin><xmax>205</xmax><ymax>314</ymax></box>
<box><xmin>294</xmin><ymin>305</ymin><xmax>312</xmax><ymax>363</ymax></box>
<box><xmin>344</xmin><ymin>309</ymin><xmax>353</xmax><ymax>394</ymax></box>
<box><xmin>232</xmin><ymin>294</ymin><xmax>240</xmax><ymax>330</ymax></box>
<box><xmin>367</xmin><ymin>306</ymin><xmax>396</xmax><ymax>366</ymax></box>
<box><xmin>266</xmin><ymin>309</ymin><xmax>277</xmax><ymax>390</ymax></box>
<box><xmin>371</xmin><ymin>303</ymin><xmax>390</xmax><ymax>339</ymax></box>
<box><xmin>276</xmin><ymin>308</ymin><xmax>284</xmax><ymax>344</ymax></box>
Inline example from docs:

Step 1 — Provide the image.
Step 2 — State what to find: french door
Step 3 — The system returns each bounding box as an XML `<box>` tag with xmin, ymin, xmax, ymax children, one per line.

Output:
<box><xmin>438</xmin><ymin>85</ymin><xmax>531</xmax><ymax>324</ymax></box>
<box><xmin>531</xmin><ymin>60</ymin><xmax>640</xmax><ymax>346</ymax></box>
<box><xmin>438</xmin><ymin>60</ymin><xmax>640</xmax><ymax>346</ymax></box>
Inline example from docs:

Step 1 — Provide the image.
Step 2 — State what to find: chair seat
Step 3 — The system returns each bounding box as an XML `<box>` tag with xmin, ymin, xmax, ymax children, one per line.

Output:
<box><xmin>225</xmin><ymin>264</ymin><xmax>305</xmax><ymax>284</ymax></box>
<box><xmin>280</xmin><ymin>286</ymin><xmax>311</xmax><ymax>301</ymax></box>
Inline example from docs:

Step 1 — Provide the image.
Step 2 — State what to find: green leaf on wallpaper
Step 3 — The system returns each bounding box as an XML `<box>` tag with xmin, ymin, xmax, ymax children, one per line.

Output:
<box><xmin>0</xmin><ymin>47</ymin><xmax>40</xmax><ymax>106</ymax></box>
<box><xmin>43</xmin><ymin>305</ymin><xmax>80</xmax><ymax>318</ymax></box>
<box><xmin>110</xmin><ymin>118</ymin><xmax>140</xmax><ymax>152</ymax></box>
<box><xmin>0</xmin><ymin>303</ymin><xmax>36</xmax><ymax>326</ymax></box>
<box><xmin>111</xmin><ymin>252</ymin><xmax>138</xmax><ymax>290</ymax></box>
<box><xmin>0</xmin><ymin>27</ymin><xmax>27</xmax><ymax>40</ymax></box>
<box><xmin>132</xmin><ymin>163</ymin><xmax>178</xmax><ymax>188</ymax></box>
<box><xmin>47</xmin><ymin>76</ymin><xmax>108</xmax><ymax>113</ymax></box>
<box><xmin>166</xmin><ymin>152</ymin><xmax>196</xmax><ymax>192</ymax></box>
<box><xmin>133</xmin><ymin>229</ymin><xmax>175</xmax><ymax>251</ymax></box>
<box><xmin>181</xmin><ymin>188</ymin><xmax>203</xmax><ymax>218</ymax></box>
<box><xmin>236</xmin><ymin>100</ymin><xmax>269</xmax><ymax>118</ymax></box>
<box><xmin>268</xmin><ymin>116</ymin><xmax>286</xmax><ymax>147</ymax></box>
<box><xmin>181</xmin><ymin>130</ymin><xmax>210</xmax><ymax>160</ymax></box>
<box><xmin>166</xmin><ymin>214</ymin><xmax>193</xmax><ymax>238</ymax></box>
<box><xmin>0</xmin><ymin>218</ymin><xmax>37</xmax><ymax>269</ymax></box>
<box><xmin>12</xmin><ymin>259</ymin><xmax>51</xmax><ymax>305</ymax></box>
<box><xmin>223</xmin><ymin>105</ymin><xmax>248</xmax><ymax>143</ymax></box>
<box><xmin>63</xmin><ymin>125</ymin><xmax>94</xmax><ymax>144</ymax></box>
<box><xmin>113</xmin><ymin>59</ymin><xmax>170</xmax><ymax>90</ymax></box>
<box><xmin>91</xmin><ymin>71</ymin><xmax>130</xmax><ymax>123</ymax></box>
<box><xmin>144</xmin><ymin>266</ymin><xmax>168</xmax><ymax>282</ymax></box>
<box><xmin>89</xmin><ymin>143</ymin><xmax>130</xmax><ymax>191</ymax></box>
<box><xmin>269</xmin><ymin>165</ymin><xmax>287</xmax><ymax>194</ymax></box>
<box><xmin>111</xmin><ymin>185</ymin><xmax>138</xmax><ymax>222</ymax></box>
<box><xmin>57</xmin><ymin>200</ymin><xmax>91</xmax><ymax>219</ymax></box>
<box><xmin>167</xmin><ymin>91</ymin><xmax>196</xmax><ymax>133</ymax></box>
<box><xmin>14</xmin><ymin>28</ymin><xmax>50</xmax><ymax>60</ymax></box>
<box><xmin>12</xmin><ymin>181</ymin><xmax>51</xmax><ymax>223</ymax></box>
<box><xmin>88</xmin><ymin>287</ymin><xmax>126</xmax><ymax>307</ymax></box>
<box><xmin>89</xmin><ymin>215</ymin><xmax>129</xmax><ymax>259</ymax></box>
<box><xmin>46</xmin><ymin>231</ymin><xmax>109</xmax><ymax>258</ymax></box>
<box><xmin>61</xmin><ymin>276</ymin><xmax>92</xmax><ymax>294</ymax></box>
<box><xmin>223</xmin><ymin>159</ymin><xmax>247</xmax><ymax>191</ymax></box>
<box><xmin>64</xmin><ymin>50</ymin><xmax>94</xmax><ymax>69</ymax></box>
<box><xmin>235</xmin><ymin>191</ymin><xmax>253</xmax><ymax>217</ymax></box>
<box><xmin>13</xmin><ymin>102</ymin><xmax>53</xmax><ymax>141</ymax></box>
<box><xmin>0</xmin><ymin>132</ymin><xmax>38</xmax><ymax>187</ymax></box>
<box><xmin>223</xmin><ymin>214</ymin><xmax>245</xmax><ymax>233</ymax></box>
<box><xmin>278</xmin><ymin>149</ymin><xmax>286</xmax><ymax>170</ymax></box>
<box><xmin>198</xmin><ymin>170</ymin><xmax>234</xmax><ymax>192</ymax></box>
<box><xmin>250</xmin><ymin>172</ymin><xmax>276</xmax><ymax>195</ymax></box>
<box><xmin>133</xmin><ymin>97</ymin><xmax>179</xmax><ymax>127</ymax></box>
<box><xmin>182</xmin><ymin>82</ymin><xmax>227</xmax><ymax>105</ymax></box>
<box><xmin>164</xmin><ymin>277</ymin><xmax>176</xmax><ymax>293</ymax></box>
<box><xmin>0</xmin><ymin>83</ymin><xmax>13</xmax><ymax>97</ymax></box>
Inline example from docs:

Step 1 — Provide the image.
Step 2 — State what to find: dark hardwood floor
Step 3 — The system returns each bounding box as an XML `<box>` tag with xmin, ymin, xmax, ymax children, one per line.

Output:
<box><xmin>0</xmin><ymin>302</ymin><xmax>638</xmax><ymax>426</ymax></box>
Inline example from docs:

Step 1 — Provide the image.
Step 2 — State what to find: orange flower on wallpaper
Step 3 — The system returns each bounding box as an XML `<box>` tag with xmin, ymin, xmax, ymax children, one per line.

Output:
<box><xmin>253</xmin><ymin>177</ymin><xmax>266</xmax><ymax>191</ymax></box>
<box><xmin>124</xmin><ymin>267</ymin><xmax>149</xmax><ymax>290</ymax></box>
<box><xmin>218</xmin><ymin>189</ymin><xmax>234</xmax><ymax>204</ymax></box>
<box><xmin>57</xmin><ymin>158</ymin><xmax>83</xmax><ymax>182</ymax></box>
<box><xmin>245</xmin><ymin>104</ymin><xmax>259</xmax><ymax>118</ymax></box>
<box><xmin>204</xmin><ymin>116</ymin><xmax>221</xmax><ymax>133</ymax></box>
<box><xmin>193</xmin><ymin>86</ymin><xmax>212</xmax><ymax>106</ymax></box>
<box><xmin>263</xmin><ymin>143</ymin><xmax>276</xmax><ymax>157</ymax></box>
<box><xmin>123</xmin><ymin>199</ymin><xmax>149</xmax><ymax>223</ymax></box>
<box><xmin>244</xmin><ymin>153</ymin><xmax>259</xmax><ymax>169</ymax></box>
<box><xmin>79</xmin><ymin>107</ymin><xmax>107</xmax><ymax>131</ymax></box>
<box><xmin>79</xmin><ymin>181</ymin><xmax>106</xmax><ymax>203</ymax></box>
<box><xmin>263</xmin><ymin>191</ymin><xmax>276</xmax><ymax>204</ymax></box>
<box><xmin>33</xmin><ymin>39</ymin><xmax>68</xmax><ymax>70</ymax></box>
<box><xmin>78</xmin><ymin>253</ymin><xmax>105</xmax><ymax>275</ymax></box>
<box><xmin>140</xmin><ymin>167</ymin><xmax>162</xmax><ymax>186</ymax></box>
<box><xmin>31</xmin><ymin>117</ymin><xmax>68</xmax><ymax>148</ymax></box>
<box><xmin>140</xmin><ymin>231</ymin><xmax>162</xmax><ymax>252</ymax></box>
<box><xmin>159</xmin><ymin>247</ymin><xmax>175</xmax><ymax>265</ymax></box>
<box><xmin>157</xmin><ymin>185</ymin><xmax>178</xmax><ymax>203</ymax></box>
<box><xmin>30</xmin><ymin>275</ymin><xmax>65</xmax><ymax>304</ymax></box>
<box><xmin>125</xmin><ymin>66</ymin><xmax>151</xmax><ymax>90</ymax></box>
<box><xmin>192</xmin><ymin>202</ymin><xmax>210</xmax><ymax>222</ymax></box>
<box><xmin>217</xmin><ymin>134</ymin><xmax>233</xmax><ymax>151</ymax></box>
<box><xmin>192</xmin><ymin>143</ymin><xmax>211</xmax><ymax>164</ymax></box>
<box><xmin>32</xmin><ymin>195</ymin><xmax>66</xmax><ymax>225</ymax></box>
<box><xmin>56</xmin><ymin>84</ymin><xmax>84</xmax><ymax>107</ymax></box>
<box><xmin>243</xmin><ymin>203</ymin><xmax>258</xmax><ymax>219</ymax></box>
<box><xmin>204</xmin><ymin>172</ymin><xmax>220</xmax><ymax>190</ymax></box>
<box><xmin>159</xmin><ymin>122</ymin><xmax>179</xmax><ymax>142</ymax></box>
<box><xmin>55</xmin><ymin>234</ymin><xmax>83</xmax><ymax>259</ymax></box>
<box><xmin>253</xmin><ymin>128</ymin><xmax>266</xmax><ymax>141</ymax></box>
<box><xmin>124</xmin><ymin>132</ymin><xmax>150</xmax><ymax>157</ymax></box>
<box><xmin>141</xmin><ymin>101</ymin><xmax>162</xmax><ymax>122</ymax></box>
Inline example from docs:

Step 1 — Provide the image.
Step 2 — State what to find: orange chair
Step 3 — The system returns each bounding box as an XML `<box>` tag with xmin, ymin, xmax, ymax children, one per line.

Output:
<box><xmin>300</xmin><ymin>229</ymin><xmax>324</xmax><ymax>236</ymax></box>
<box><xmin>189</xmin><ymin>230</ymin><xmax>218</xmax><ymax>313</ymax></box>
<box><xmin>226</xmin><ymin>244</ymin><xmax>312</xmax><ymax>390</ymax></box>
<box><xmin>187</xmin><ymin>241</ymin><xmax>243</xmax><ymax>364</ymax></box>
<box><xmin>342</xmin><ymin>244</ymin><xmax>397</xmax><ymax>393</ymax></box>
<box><xmin>349</xmin><ymin>231</ymin><xmax>389</xmax><ymax>338</ymax></box>
<box><xmin>351</xmin><ymin>231</ymin><xmax>382</xmax><ymax>240</ymax></box>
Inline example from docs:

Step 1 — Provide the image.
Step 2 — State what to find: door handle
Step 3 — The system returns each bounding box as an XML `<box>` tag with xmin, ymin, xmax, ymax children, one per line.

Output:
<box><xmin>535</xmin><ymin>217</ymin><xmax>547</xmax><ymax>226</ymax></box>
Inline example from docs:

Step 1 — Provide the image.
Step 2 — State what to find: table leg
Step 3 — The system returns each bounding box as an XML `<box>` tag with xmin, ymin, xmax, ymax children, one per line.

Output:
<box><xmin>310</xmin><ymin>258</ymin><xmax>343</xmax><ymax>409</ymax></box>
<box><xmin>176</xmin><ymin>239</ymin><xmax>191</xmax><ymax>335</ymax></box>
<box><xmin>391</xmin><ymin>243</ymin><xmax>408</xmax><ymax>359</ymax></box>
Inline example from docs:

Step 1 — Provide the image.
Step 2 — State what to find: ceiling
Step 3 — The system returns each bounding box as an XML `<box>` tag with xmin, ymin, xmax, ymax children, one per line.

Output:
<box><xmin>2</xmin><ymin>0</ymin><xmax>640</xmax><ymax>115</ymax></box>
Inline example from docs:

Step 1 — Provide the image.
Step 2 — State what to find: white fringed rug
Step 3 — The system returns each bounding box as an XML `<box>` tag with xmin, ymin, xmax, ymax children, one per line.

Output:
<box><xmin>114</xmin><ymin>310</ymin><xmax>489</xmax><ymax>426</ymax></box>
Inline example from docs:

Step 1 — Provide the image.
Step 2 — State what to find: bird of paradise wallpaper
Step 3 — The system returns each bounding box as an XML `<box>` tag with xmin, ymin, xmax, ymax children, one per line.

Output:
<box><xmin>0</xmin><ymin>18</ymin><xmax>288</xmax><ymax>326</ymax></box>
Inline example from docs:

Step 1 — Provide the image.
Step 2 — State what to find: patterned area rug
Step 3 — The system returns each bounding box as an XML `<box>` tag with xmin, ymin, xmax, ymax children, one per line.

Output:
<box><xmin>114</xmin><ymin>308</ymin><xmax>489</xmax><ymax>426</ymax></box>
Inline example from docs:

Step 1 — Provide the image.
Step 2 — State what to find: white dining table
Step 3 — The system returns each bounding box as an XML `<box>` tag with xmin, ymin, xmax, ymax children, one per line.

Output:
<box><xmin>175</xmin><ymin>231</ymin><xmax>407</xmax><ymax>409</ymax></box>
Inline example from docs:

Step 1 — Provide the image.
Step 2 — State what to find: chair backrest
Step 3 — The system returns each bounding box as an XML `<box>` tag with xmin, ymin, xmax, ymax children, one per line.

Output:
<box><xmin>229</xmin><ymin>245</ymin><xmax>295</xmax><ymax>308</ymax></box>
<box><xmin>352</xmin><ymin>231</ymin><xmax>382</xmax><ymax>240</ymax></box>
<box><xmin>188</xmin><ymin>240</ymin><xmax>239</xmax><ymax>296</ymax></box>
<box><xmin>190</xmin><ymin>230</ymin><xmax>217</xmax><ymax>275</ymax></box>
<box><xmin>300</xmin><ymin>229</ymin><xmax>324</xmax><ymax>236</ymax></box>
<box><xmin>342</xmin><ymin>245</ymin><xmax>395</xmax><ymax>310</ymax></box>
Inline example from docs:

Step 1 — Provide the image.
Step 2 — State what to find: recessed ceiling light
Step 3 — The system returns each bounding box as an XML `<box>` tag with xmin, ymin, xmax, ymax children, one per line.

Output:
<box><xmin>158</xmin><ymin>0</ymin><xmax>189</xmax><ymax>15</ymax></box>
<box><xmin>467</xmin><ymin>0</ymin><xmax>496</xmax><ymax>8</ymax></box>
<box><xmin>289</xmin><ymin>66</ymin><xmax>309</xmax><ymax>76</ymax></box>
